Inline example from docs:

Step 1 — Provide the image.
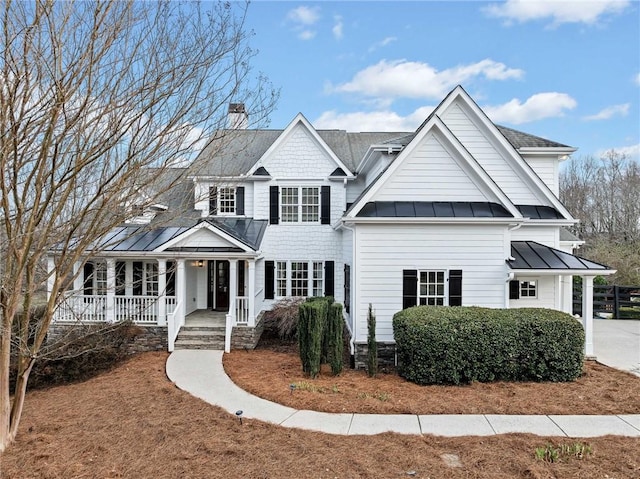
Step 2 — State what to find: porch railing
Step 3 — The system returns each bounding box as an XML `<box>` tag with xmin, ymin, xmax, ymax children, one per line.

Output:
<box><xmin>54</xmin><ymin>293</ymin><xmax>176</xmax><ymax>325</ymax></box>
<box><xmin>167</xmin><ymin>299</ymin><xmax>184</xmax><ymax>352</ymax></box>
<box><xmin>235</xmin><ymin>296</ymin><xmax>249</xmax><ymax>325</ymax></box>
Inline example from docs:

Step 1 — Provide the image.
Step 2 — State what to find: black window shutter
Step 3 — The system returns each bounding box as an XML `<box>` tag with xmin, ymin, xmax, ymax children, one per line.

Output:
<box><xmin>209</xmin><ymin>186</ymin><xmax>218</xmax><ymax>216</ymax></box>
<box><xmin>324</xmin><ymin>261</ymin><xmax>335</xmax><ymax>297</ymax></box>
<box><xmin>321</xmin><ymin>185</ymin><xmax>331</xmax><ymax>224</ymax></box>
<box><xmin>269</xmin><ymin>186</ymin><xmax>279</xmax><ymax>224</ymax></box>
<box><xmin>402</xmin><ymin>270</ymin><xmax>418</xmax><ymax>309</ymax></box>
<box><xmin>509</xmin><ymin>280</ymin><xmax>520</xmax><ymax>299</ymax></box>
<box><xmin>344</xmin><ymin>264</ymin><xmax>351</xmax><ymax>314</ymax></box>
<box><xmin>133</xmin><ymin>261</ymin><xmax>143</xmax><ymax>296</ymax></box>
<box><xmin>83</xmin><ymin>262</ymin><xmax>94</xmax><ymax>295</ymax></box>
<box><xmin>449</xmin><ymin>270</ymin><xmax>463</xmax><ymax>306</ymax></box>
<box><xmin>236</xmin><ymin>187</ymin><xmax>245</xmax><ymax>215</ymax></box>
<box><xmin>265</xmin><ymin>261</ymin><xmax>275</xmax><ymax>299</ymax></box>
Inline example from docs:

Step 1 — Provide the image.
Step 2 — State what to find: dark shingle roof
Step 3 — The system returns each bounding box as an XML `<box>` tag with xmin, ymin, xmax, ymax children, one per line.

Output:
<box><xmin>508</xmin><ymin>241</ymin><xmax>609</xmax><ymax>271</ymax></box>
<box><xmin>356</xmin><ymin>201</ymin><xmax>513</xmax><ymax>218</ymax></box>
<box><xmin>496</xmin><ymin>125</ymin><xmax>572</xmax><ymax>149</ymax></box>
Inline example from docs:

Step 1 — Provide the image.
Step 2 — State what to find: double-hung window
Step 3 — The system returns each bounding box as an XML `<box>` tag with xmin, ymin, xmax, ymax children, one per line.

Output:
<box><xmin>217</xmin><ymin>187</ymin><xmax>235</xmax><ymax>214</ymax></box>
<box><xmin>145</xmin><ymin>262</ymin><xmax>159</xmax><ymax>296</ymax></box>
<box><xmin>275</xmin><ymin>261</ymin><xmax>325</xmax><ymax>298</ymax></box>
<box><xmin>418</xmin><ymin>270</ymin><xmax>446</xmax><ymax>305</ymax></box>
<box><xmin>290</xmin><ymin>262</ymin><xmax>309</xmax><ymax>296</ymax></box>
<box><xmin>95</xmin><ymin>262</ymin><xmax>108</xmax><ymax>296</ymax></box>
<box><xmin>276</xmin><ymin>261</ymin><xmax>288</xmax><ymax>297</ymax></box>
<box><xmin>281</xmin><ymin>187</ymin><xmax>319</xmax><ymax>223</ymax></box>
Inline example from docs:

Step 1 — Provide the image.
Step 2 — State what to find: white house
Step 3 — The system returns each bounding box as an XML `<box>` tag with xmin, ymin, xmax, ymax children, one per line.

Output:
<box><xmin>50</xmin><ymin>86</ymin><xmax>613</xmax><ymax>364</ymax></box>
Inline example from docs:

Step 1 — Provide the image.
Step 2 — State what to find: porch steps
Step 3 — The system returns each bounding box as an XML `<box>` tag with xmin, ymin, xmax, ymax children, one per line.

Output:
<box><xmin>174</xmin><ymin>326</ymin><xmax>225</xmax><ymax>350</ymax></box>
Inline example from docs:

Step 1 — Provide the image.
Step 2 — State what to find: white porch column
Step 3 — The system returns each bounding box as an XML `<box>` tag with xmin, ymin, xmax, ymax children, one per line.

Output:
<box><xmin>177</xmin><ymin>259</ymin><xmax>186</xmax><ymax>321</ymax></box>
<box><xmin>47</xmin><ymin>256</ymin><xmax>56</xmax><ymax>301</ymax></box>
<box><xmin>106</xmin><ymin>259</ymin><xmax>116</xmax><ymax>323</ymax></box>
<box><xmin>229</xmin><ymin>259</ymin><xmax>237</xmax><ymax>319</ymax></box>
<box><xmin>157</xmin><ymin>259</ymin><xmax>167</xmax><ymax>326</ymax></box>
<box><xmin>248</xmin><ymin>260</ymin><xmax>256</xmax><ymax>327</ymax></box>
<box><xmin>560</xmin><ymin>275</ymin><xmax>574</xmax><ymax>314</ymax></box>
<box><xmin>73</xmin><ymin>261</ymin><xmax>83</xmax><ymax>293</ymax></box>
<box><xmin>581</xmin><ymin>275</ymin><xmax>595</xmax><ymax>357</ymax></box>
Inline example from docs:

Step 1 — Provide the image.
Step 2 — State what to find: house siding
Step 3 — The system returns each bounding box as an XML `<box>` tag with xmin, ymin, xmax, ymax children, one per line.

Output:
<box><xmin>523</xmin><ymin>155</ymin><xmax>559</xmax><ymax>196</ymax></box>
<box><xmin>373</xmin><ymin>134</ymin><xmax>488</xmax><ymax>202</ymax></box>
<box><xmin>509</xmin><ymin>275</ymin><xmax>557</xmax><ymax>310</ymax></box>
<box><xmin>353</xmin><ymin>223</ymin><xmax>508</xmax><ymax>343</ymax></box>
<box><xmin>510</xmin><ymin>226</ymin><xmax>559</xmax><ymax>247</ymax></box>
<box><xmin>441</xmin><ymin>103</ymin><xmax>541</xmax><ymax>205</ymax></box>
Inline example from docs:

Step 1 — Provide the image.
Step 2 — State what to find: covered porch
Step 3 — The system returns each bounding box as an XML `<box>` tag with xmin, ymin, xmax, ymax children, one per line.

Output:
<box><xmin>507</xmin><ymin>241</ymin><xmax>616</xmax><ymax>356</ymax></box>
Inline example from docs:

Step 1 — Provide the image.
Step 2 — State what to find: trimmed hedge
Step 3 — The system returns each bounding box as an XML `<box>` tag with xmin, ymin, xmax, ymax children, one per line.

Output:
<box><xmin>298</xmin><ymin>297</ymin><xmax>343</xmax><ymax>377</ymax></box>
<box><xmin>393</xmin><ymin>306</ymin><xmax>584</xmax><ymax>385</ymax></box>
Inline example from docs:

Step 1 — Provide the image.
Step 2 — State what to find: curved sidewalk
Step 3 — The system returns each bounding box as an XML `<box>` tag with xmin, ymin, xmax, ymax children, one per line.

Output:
<box><xmin>166</xmin><ymin>350</ymin><xmax>640</xmax><ymax>437</ymax></box>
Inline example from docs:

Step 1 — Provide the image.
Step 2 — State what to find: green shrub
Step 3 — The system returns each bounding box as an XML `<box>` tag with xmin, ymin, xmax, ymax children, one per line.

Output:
<box><xmin>298</xmin><ymin>300</ymin><xmax>328</xmax><ymax>378</ymax></box>
<box><xmin>367</xmin><ymin>304</ymin><xmax>377</xmax><ymax>378</ymax></box>
<box><xmin>328</xmin><ymin>303</ymin><xmax>344</xmax><ymax>375</ymax></box>
<box><xmin>619</xmin><ymin>306</ymin><xmax>640</xmax><ymax>319</ymax></box>
<box><xmin>393</xmin><ymin>306</ymin><xmax>584</xmax><ymax>385</ymax></box>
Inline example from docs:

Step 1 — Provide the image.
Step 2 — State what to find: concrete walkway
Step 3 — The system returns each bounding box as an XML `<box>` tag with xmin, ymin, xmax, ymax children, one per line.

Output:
<box><xmin>166</xmin><ymin>350</ymin><xmax>640</xmax><ymax>438</ymax></box>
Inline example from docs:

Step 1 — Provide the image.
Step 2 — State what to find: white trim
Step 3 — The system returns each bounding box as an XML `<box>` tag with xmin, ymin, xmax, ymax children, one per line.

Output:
<box><xmin>509</xmin><ymin>269</ymin><xmax>616</xmax><ymax>275</ymax></box>
<box><xmin>155</xmin><ymin>221</ymin><xmax>254</xmax><ymax>253</ymax></box>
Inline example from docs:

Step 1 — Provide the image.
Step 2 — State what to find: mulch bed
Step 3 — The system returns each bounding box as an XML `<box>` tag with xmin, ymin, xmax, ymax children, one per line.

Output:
<box><xmin>1</xmin><ymin>352</ymin><xmax>639</xmax><ymax>478</ymax></box>
<box><xmin>223</xmin><ymin>342</ymin><xmax>640</xmax><ymax>415</ymax></box>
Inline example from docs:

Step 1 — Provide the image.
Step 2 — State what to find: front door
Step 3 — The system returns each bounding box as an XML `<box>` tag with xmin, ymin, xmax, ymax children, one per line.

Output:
<box><xmin>211</xmin><ymin>260</ymin><xmax>229</xmax><ymax>311</ymax></box>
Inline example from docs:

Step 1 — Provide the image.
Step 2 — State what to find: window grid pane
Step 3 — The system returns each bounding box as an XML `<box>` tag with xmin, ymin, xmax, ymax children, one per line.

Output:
<box><xmin>281</xmin><ymin>188</ymin><xmax>299</xmax><ymax>222</ymax></box>
<box><xmin>520</xmin><ymin>280</ymin><xmax>537</xmax><ymax>298</ymax></box>
<box><xmin>276</xmin><ymin>261</ymin><xmax>288</xmax><ymax>297</ymax></box>
<box><xmin>301</xmin><ymin>187</ymin><xmax>319</xmax><ymax>222</ymax></box>
<box><xmin>290</xmin><ymin>262</ymin><xmax>308</xmax><ymax>296</ymax></box>
<box><xmin>146</xmin><ymin>263</ymin><xmax>159</xmax><ymax>296</ymax></box>
<box><xmin>218</xmin><ymin>187</ymin><xmax>235</xmax><ymax>214</ymax></box>
<box><xmin>312</xmin><ymin>261</ymin><xmax>323</xmax><ymax>297</ymax></box>
<box><xmin>95</xmin><ymin>263</ymin><xmax>107</xmax><ymax>296</ymax></box>
<box><xmin>418</xmin><ymin>270</ymin><xmax>446</xmax><ymax>306</ymax></box>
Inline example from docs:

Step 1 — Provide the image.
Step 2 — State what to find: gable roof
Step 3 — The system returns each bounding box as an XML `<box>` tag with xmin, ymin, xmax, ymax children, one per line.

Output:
<box><xmin>345</xmin><ymin>114</ymin><xmax>523</xmax><ymax>220</ymax></box>
<box><xmin>190</xmin><ymin>125</ymin><xmax>412</xmax><ymax>177</ymax></box>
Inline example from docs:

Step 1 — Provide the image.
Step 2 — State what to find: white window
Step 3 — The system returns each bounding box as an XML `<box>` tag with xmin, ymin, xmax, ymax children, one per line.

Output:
<box><xmin>520</xmin><ymin>280</ymin><xmax>537</xmax><ymax>298</ymax></box>
<box><xmin>145</xmin><ymin>262</ymin><xmax>159</xmax><ymax>296</ymax></box>
<box><xmin>281</xmin><ymin>187</ymin><xmax>319</xmax><ymax>223</ymax></box>
<box><xmin>291</xmin><ymin>262</ymin><xmax>309</xmax><ymax>296</ymax></box>
<box><xmin>276</xmin><ymin>261</ymin><xmax>287</xmax><ymax>297</ymax></box>
<box><xmin>312</xmin><ymin>261</ymin><xmax>323</xmax><ymax>297</ymax></box>
<box><xmin>275</xmin><ymin>261</ymin><xmax>325</xmax><ymax>298</ymax></box>
<box><xmin>218</xmin><ymin>187</ymin><xmax>235</xmax><ymax>214</ymax></box>
<box><xmin>95</xmin><ymin>262</ymin><xmax>108</xmax><ymax>296</ymax></box>
<box><xmin>418</xmin><ymin>270</ymin><xmax>446</xmax><ymax>305</ymax></box>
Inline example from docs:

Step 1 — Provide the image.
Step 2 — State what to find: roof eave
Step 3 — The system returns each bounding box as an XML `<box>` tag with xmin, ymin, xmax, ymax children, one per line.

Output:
<box><xmin>509</xmin><ymin>268</ymin><xmax>617</xmax><ymax>275</ymax></box>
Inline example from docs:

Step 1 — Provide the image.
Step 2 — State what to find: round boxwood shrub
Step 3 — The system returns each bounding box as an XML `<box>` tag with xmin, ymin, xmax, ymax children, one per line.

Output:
<box><xmin>393</xmin><ymin>306</ymin><xmax>584</xmax><ymax>385</ymax></box>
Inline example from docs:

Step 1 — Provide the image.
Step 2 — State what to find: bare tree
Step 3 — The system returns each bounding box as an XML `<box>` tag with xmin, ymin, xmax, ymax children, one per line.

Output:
<box><xmin>0</xmin><ymin>0</ymin><xmax>276</xmax><ymax>451</ymax></box>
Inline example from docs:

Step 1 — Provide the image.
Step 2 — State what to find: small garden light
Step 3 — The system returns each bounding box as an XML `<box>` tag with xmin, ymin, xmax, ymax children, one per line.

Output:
<box><xmin>235</xmin><ymin>410</ymin><xmax>243</xmax><ymax>425</ymax></box>
<box><xmin>289</xmin><ymin>383</ymin><xmax>296</xmax><ymax>395</ymax></box>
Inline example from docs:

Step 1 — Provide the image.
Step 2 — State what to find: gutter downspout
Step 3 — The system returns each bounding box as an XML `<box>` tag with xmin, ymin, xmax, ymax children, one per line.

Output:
<box><xmin>341</xmin><ymin>220</ymin><xmax>357</xmax><ymax>356</ymax></box>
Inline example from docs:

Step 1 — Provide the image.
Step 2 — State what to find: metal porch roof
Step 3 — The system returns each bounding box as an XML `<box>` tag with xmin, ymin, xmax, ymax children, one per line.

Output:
<box><xmin>508</xmin><ymin>241</ymin><xmax>610</xmax><ymax>271</ymax></box>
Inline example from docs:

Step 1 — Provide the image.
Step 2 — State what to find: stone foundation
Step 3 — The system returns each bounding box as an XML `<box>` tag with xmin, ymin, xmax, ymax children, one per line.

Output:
<box><xmin>231</xmin><ymin>312</ymin><xmax>265</xmax><ymax>350</ymax></box>
<box><xmin>353</xmin><ymin>342</ymin><xmax>396</xmax><ymax>370</ymax></box>
<box><xmin>47</xmin><ymin>323</ymin><xmax>168</xmax><ymax>353</ymax></box>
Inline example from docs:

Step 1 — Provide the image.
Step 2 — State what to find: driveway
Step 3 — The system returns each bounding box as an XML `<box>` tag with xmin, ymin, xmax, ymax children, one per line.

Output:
<box><xmin>593</xmin><ymin>319</ymin><xmax>640</xmax><ymax>377</ymax></box>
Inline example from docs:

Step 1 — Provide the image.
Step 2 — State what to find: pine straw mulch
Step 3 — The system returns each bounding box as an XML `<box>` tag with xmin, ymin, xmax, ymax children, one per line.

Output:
<box><xmin>0</xmin><ymin>353</ymin><xmax>638</xmax><ymax>479</ymax></box>
<box><xmin>223</xmin><ymin>342</ymin><xmax>640</xmax><ymax>415</ymax></box>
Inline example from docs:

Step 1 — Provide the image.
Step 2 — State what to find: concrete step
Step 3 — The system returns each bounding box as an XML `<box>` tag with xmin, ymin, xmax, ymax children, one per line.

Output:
<box><xmin>173</xmin><ymin>340</ymin><xmax>225</xmax><ymax>350</ymax></box>
<box><xmin>180</xmin><ymin>326</ymin><xmax>226</xmax><ymax>334</ymax></box>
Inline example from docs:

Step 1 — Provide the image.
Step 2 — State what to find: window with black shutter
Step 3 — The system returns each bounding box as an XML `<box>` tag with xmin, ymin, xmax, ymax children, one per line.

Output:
<box><xmin>344</xmin><ymin>264</ymin><xmax>351</xmax><ymax>313</ymax></box>
<box><xmin>448</xmin><ymin>270</ymin><xmax>463</xmax><ymax>306</ymax></box>
<box><xmin>509</xmin><ymin>280</ymin><xmax>520</xmax><ymax>299</ymax></box>
<box><xmin>265</xmin><ymin>261</ymin><xmax>275</xmax><ymax>299</ymax></box>
<box><xmin>269</xmin><ymin>186</ymin><xmax>279</xmax><ymax>224</ymax></box>
<box><xmin>321</xmin><ymin>185</ymin><xmax>330</xmax><ymax>224</ymax></box>
<box><xmin>402</xmin><ymin>270</ymin><xmax>418</xmax><ymax>309</ymax></box>
<box><xmin>324</xmin><ymin>261</ymin><xmax>334</xmax><ymax>297</ymax></box>
<box><xmin>209</xmin><ymin>186</ymin><xmax>218</xmax><ymax>216</ymax></box>
<box><xmin>236</xmin><ymin>187</ymin><xmax>245</xmax><ymax>215</ymax></box>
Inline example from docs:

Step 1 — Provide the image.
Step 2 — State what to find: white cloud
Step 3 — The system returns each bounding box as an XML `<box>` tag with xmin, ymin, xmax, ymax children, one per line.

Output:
<box><xmin>482</xmin><ymin>92</ymin><xmax>577</xmax><ymax>124</ymax></box>
<box><xmin>368</xmin><ymin>36</ymin><xmax>397</xmax><ymax>52</ymax></box>
<box><xmin>635</xmin><ymin>72</ymin><xmax>640</xmax><ymax>86</ymax></box>
<box><xmin>583</xmin><ymin>103</ymin><xmax>630</xmax><ymax>121</ymax></box>
<box><xmin>286</xmin><ymin>6</ymin><xmax>320</xmax><ymax>25</ymax></box>
<box><xmin>484</xmin><ymin>0</ymin><xmax>630</xmax><ymax>26</ymax></box>
<box><xmin>314</xmin><ymin>106</ymin><xmax>435</xmax><ymax>132</ymax></box>
<box><xmin>286</xmin><ymin>6</ymin><xmax>320</xmax><ymax>40</ymax></box>
<box><xmin>333</xmin><ymin>15</ymin><xmax>343</xmax><ymax>40</ymax></box>
<box><xmin>329</xmin><ymin>59</ymin><xmax>524</xmax><ymax>101</ymax></box>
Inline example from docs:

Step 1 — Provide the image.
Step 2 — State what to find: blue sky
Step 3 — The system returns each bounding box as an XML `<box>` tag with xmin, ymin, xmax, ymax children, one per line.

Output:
<box><xmin>242</xmin><ymin>0</ymin><xmax>639</xmax><ymax>161</ymax></box>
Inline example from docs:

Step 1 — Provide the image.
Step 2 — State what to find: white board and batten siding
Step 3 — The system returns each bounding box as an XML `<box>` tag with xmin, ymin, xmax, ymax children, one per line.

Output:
<box><xmin>440</xmin><ymin>104</ymin><xmax>542</xmax><ymax>205</ymax></box>
<box><xmin>353</xmin><ymin>224</ymin><xmax>509</xmax><ymax>343</ymax></box>
<box><xmin>373</xmin><ymin>134</ymin><xmax>488</xmax><ymax>202</ymax></box>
